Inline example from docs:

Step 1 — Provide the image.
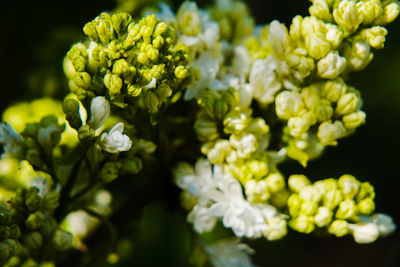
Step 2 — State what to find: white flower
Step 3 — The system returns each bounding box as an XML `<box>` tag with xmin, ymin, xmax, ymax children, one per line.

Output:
<box><xmin>184</xmin><ymin>50</ymin><xmax>222</xmax><ymax>99</ymax></box>
<box><xmin>100</xmin><ymin>122</ymin><xmax>132</xmax><ymax>153</ymax></box>
<box><xmin>233</xmin><ymin>45</ymin><xmax>251</xmax><ymax>78</ymax></box>
<box><xmin>0</xmin><ymin>122</ymin><xmax>23</xmax><ymax>158</ymax></box>
<box><xmin>204</xmin><ymin>238</ymin><xmax>256</xmax><ymax>267</ymax></box>
<box><xmin>188</xmin><ymin>205</ymin><xmax>217</xmax><ymax>233</ymax></box>
<box><xmin>208</xmin><ymin>175</ymin><xmax>268</xmax><ymax>238</ymax></box>
<box><xmin>317</xmin><ymin>52</ymin><xmax>347</xmax><ymax>79</ymax></box>
<box><xmin>269</xmin><ymin>20</ymin><xmax>292</xmax><ymax>58</ymax></box>
<box><xmin>249</xmin><ymin>56</ymin><xmax>282</xmax><ymax>104</ymax></box>
<box><xmin>143</xmin><ymin>77</ymin><xmax>157</xmax><ymax>90</ymax></box>
<box><xmin>88</xmin><ymin>96</ymin><xmax>110</xmax><ymax>130</ymax></box>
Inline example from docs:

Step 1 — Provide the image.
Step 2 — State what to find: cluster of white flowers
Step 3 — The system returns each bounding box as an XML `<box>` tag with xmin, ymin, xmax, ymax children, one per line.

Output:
<box><xmin>174</xmin><ymin>159</ymin><xmax>287</xmax><ymax>239</ymax></box>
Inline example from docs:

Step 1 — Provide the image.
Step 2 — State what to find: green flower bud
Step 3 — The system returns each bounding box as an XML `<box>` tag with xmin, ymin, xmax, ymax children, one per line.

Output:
<box><xmin>359</xmin><ymin>0</ymin><xmax>383</xmax><ymax>25</ymax></box>
<box><xmin>322</xmin><ymin>78</ymin><xmax>347</xmax><ymax>102</ymax></box>
<box><xmin>264</xmin><ymin>216</ymin><xmax>288</xmax><ymax>241</ymax></box>
<box><xmin>0</xmin><ymin>239</ymin><xmax>18</xmax><ymax>263</ymax></box>
<box><xmin>43</xmin><ymin>192</ymin><xmax>60</xmax><ymax>211</ymax></box>
<box><xmin>74</xmin><ymin>72</ymin><xmax>91</xmax><ymax>89</ymax></box>
<box><xmin>104</xmin><ymin>73</ymin><xmax>123</xmax><ymax>96</ymax></box>
<box><xmin>177</xmin><ymin>1</ymin><xmax>202</xmax><ymax>36</ymax></box>
<box><xmin>52</xmin><ymin>230</ymin><xmax>73</xmax><ymax>251</ymax></box>
<box><xmin>356</xmin><ymin>182</ymin><xmax>375</xmax><ymax>202</ymax></box>
<box><xmin>362</xmin><ymin>26</ymin><xmax>388</xmax><ymax>49</ymax></box>
<box><xmin>223</xmin><ymin>110</ymin><xmax>249</xmax><ymax>134</ymax></box>
<box><xmin>275</xmin><ymin>91</ymin><xmax>304</xmax><ymax>120</ymax></box>
<box><xmin>317</xmin><ymin>52</ymin><xmax>347</xmax><ymax>79</ymax></box>
<box><xmin>175</xmin><ymin>66</ymin><xmax>189</xmax><ymax>79</ymax></box>
<box><xmin>317</xmin><ymin>120</ymin><xmax>345</xmax><ymax>145</ymax></box>
<box><xmin>289</xmin><ymin>215</ymin><xmax>315</xmax><ymax>234</ymax></box>
<box><xmin>288</xmin><ymin>175</ymin><xmax>311</xmax><ymax>193</ymax></box>
<box><xmin>266</xmin><ymin>173</ymin><xmax>285</xmax><ymax>193</ymax></box>
<box><xmin>299</xmin><ymin>185</ymin><xmax>322</xmax><ymax>202</ymax></box>
<box><xmin>314</xmin><ymin>207</ymin><xmax>333</xmax><ymax>227</ymax></box>
<box><xmin>24</xmin><ymin>231</ymin><xmax>43</xmax><ymax>251</ymax></box>
<box><xmin>78</xmin><ymin>124</ymin><xmax>96</xmax><ymax>141</ymax></box>
<box><xmin>111</xmin><ymin>13</ymin><xmax>132</xmax><ymax>35</ymax></box>
<box><xmin>143</xmin><ymin>91</ymin><xmax>160</xmax><ymax>114</ymax></box>
<box><xmin>328</xmin><ymin>219</ymin><xmax>349</xmax><ymax>237</ymax></box>
<box><xmin>63</xmin><ymin>98</ymin><xmax>82</xmax><ymax>130</ymax></box>
<box><xmin>0</xmin><ymin>226</ymin><xmax>10</xmax><ymax>239</ymax></box>
<box><xmin>323</xmin><ymin>189</ymin><xmax>343</xmax><ymax>209</ymax></box>
<box><xmin>121</xmin><ymin>157</ymin><xmax>143</xmax><ymax>174</ymax></box>
<box><xmin>313</xmin><ymin>100</ymin><xmax>334</xmax><ymax>122</ymax></box>
<box><xmin>342</xmin><ymin>111</ymin><xmax>366</xmax><ymax>129</ymax></box>
<box><xmin>41</xmin><ymin>217</ymin><xmax>58</xmax><ymax>237</ymax></box>
<box><xmin>333</xmin><ymin>0</ymin><xmax>364</xmax><ymax>33</ymax></box>
<box><xmin>25</xmin><ymin>212</ymin><xmax>45</xmax><ymax>230</ymax></box>
<box><xmin>99</xmin><ymin>161</ymin><xmax>122</xmax><ymax>183</ymax></box>
<box><xmin>25</xmin><ymin>188</ymin><xmax>41</xmax><ymax>212</ymax></box>
<box><xmin>214</xmin><ymin>101</ymin><xmax>229</xmax><ymax>120</ymax></box>
<box><xmin>336</xmin><ymin>199</ymin><xmax>357</xmax><ymax>219</ymax></box>
<box><xmin>309</xmin><ymin>0</ymin><xmax>333</xmax><ymax>22</ymax></box>
<box><xmin>135</xmin><ymin>139</ymin><xmax>157</xmax><ymax>154</ymax></box>
<box><xmin>358</xmin><ymin>198</ymin><xmax>375</xmax><ymax>215</ymax></box>
<box><xmin>300</xmin><ymin>201</ymin><xmax>319</xmax><ymax>216</ymax></box>
<box><xmin>288</xmin><ymin>194</ymin><xmax>302</xmax><ymax>217</ymax></box>
<box><xmin>9</xmin><ymin>224</ymin><xmax>20</xmax><ymax>239</ymax></box>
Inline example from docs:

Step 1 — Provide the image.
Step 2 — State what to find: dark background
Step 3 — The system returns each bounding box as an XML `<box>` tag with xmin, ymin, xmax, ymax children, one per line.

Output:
<box><xmin>1</xmin><ymin>0</ymin><xmax>400</xmax><ymax>266</ymax></box>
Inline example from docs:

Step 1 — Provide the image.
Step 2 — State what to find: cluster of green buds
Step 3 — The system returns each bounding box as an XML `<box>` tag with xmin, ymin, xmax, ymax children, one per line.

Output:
<box><xmin>287</xmin><ymin>174</ymin><xmax>395</xmax><ymax>243</ymax></box>
<box><xmin>0</xmin><ymin>206</ymin><xmax>20</xmax><ymax>265</ymax></box>
<box><xmin>64</xmin><ymin>12</ymin><xmax>190</xmax><ymax>114</ymax></box>
<box><xmin>0</xmin><ymin>187</ymin><xmax>72</xmax><ymax>264</ymax></box>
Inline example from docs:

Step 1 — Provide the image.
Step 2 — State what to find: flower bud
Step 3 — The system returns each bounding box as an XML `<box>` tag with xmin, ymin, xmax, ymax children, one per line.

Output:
<box><xmin>88</xmin><ymin>96</ymin><xmax>110</xmax><ymax>130</ymax></box>
<box><xmin>288</xmin><ymin>175</ymin><xmax>311</xmax><ymax>193</ymax></box>
<box><xmin>359</xmin><ymin>0</ymin><xmax>383</xmax><ymax>25</ymax></box>
<box><xmin>0</xmin><ymin>239</ymin><xmax>18</xmax><ymax>262</ymax></box>
<box><xmin>104</xmin><ymin>73</ymin><xmax>123</xmax><ymax>96</ymax></box>
<box><xmin>288</xmin><ymin>194</ymin><xmax>302</xmax><ymax>217</ymax></box>
<box><xmin>317</xmin><ymin>52</ymin><xmax>347</xmax><ymax>79</ymax></box>
<box><xmin>121</xmin><ymin>157</ymin><xmax>143</xmax><ymax>174</ymax></box>
<box><xmin>275</xmin><ymin>91</ymin><xmax>304</xmax><ymax>120</ymax></box>
<box><xmin>143</xmin><ymin>91</ymin><xmax>160</xmax><ymax>114</ymax></box>
<box><xmin>328</xmin><ymin>220</ymin><xmax>349</xmax><ymax>237</ymax></box>
<box><xmin>266</xmin><ymin>173</ymin><xmax>285</xmax><ymax>193</ymax></box>
<box><xmin>322</xmin><ymin>78</ymin><xmax>347</xmax><ymax>102</ymax></box>
<box><xmin>333</xmin><ymin>0</ymin><xmax>364</xmax><ymax>33</ymax></box>
<box><xmin>25</xmin><ymin>212</ymin><xmax>45</xmax><ymax>230</ymax></box>
<box><xmin>342</xmin><ymin>111</ymin><xmax>366</xmax><ymax>129</ymax></box>
<box><xmin>317</xmin><ymin>120</ymin><xmax>345</xmax><ymax>145</ymax></box>
<box><xmin>309</xmin><ymin>0</ymin><xmax>332</xmax><ymax>22</ymax></box>
<box><xmin>175</xmin><ymin>66</ymin><xmax>189</xmax><ymax>79</ymax></box>
<box><xmin>336</xmin><ymin>199</ymin><xmax>357</xmax><ymax>219</ymax></box>
<box><xmin>194</xmin><ymin>118</ymin><xmax>219</xmax><ymax>142</ymax></box>
<box><xmin>362</xmin><ymin>26</ymin><xmax>388</xmax><ymax>49</ymax></box>
<box><xmin>338</xmin><ymin>174</ymin><xmax>360</xmax><ymax>199</ymax></box>
<box><xmin>323</xmin><ymin>189</ymin><xmax>343</xmax><ymax>209</ymax></box>
<box><xmin>289</xmin><ymin>215</ymin><xmax>315</xmax><ymax>234</ymax></box>
<box><xmin>314</xmin><ymin>207</ymin><xmax>333</xmax><ymax>227</ymax></box>
<box><xmin>350</xmin><ymin>222</ymin><xmax>379</xmax><ymax>244</ymax></box>
<box><xmin>358</xmin><ymin>198</ymin><xmax>375</xmax><ymax>215</ymax></box>
<box><xmin>25</xmin><ymin>188</ymin><xmax>41</xmax><ymax>212</ymax></box>
<box><xmin>52</xmin><ymin>230</ymin><xmax>73</xmax><ymax>251</ymax></box>
<box><xmin>78</xmin><ymin>124</ymin><xmax>96</xmax><ymax>141</ymax></box>
<box><xmin>300</xmin><ymin>201</ymin><xmax>319</xmax><ymax>216</ymax></box>
<box><xmin>63</xmin><ymin>98</ymin><xmax>82</xmax><ymax>130</ymax></box>
<box><xmin>299</xmin><ymin>186</ymin><xmax>322</xmax><ymax>202</ymax></box>
<box><xmin>99</xmin><ymin>161</ymin><xmax>122</xmax><ymax>183</ymax></box>
<box><xmin>344</xmin><ymin>41</ymin><xmax>373</xmax><ymax>71</ymax></box>
<box><xmin>372</xmin><ymin>213</ymin><xmax>396</xmax><ymax>236</ymax></box>
<box><xmin>177</xmin><ymin>1</ymin><xmax>202</xmax><ymax>36</ymax></box>
<box><xmin>374</xmin><ymin>0</ymin><xmax>400</xmax><ymax>25</ymax></box>
<box><xmin>264</xmin><ymin>216</ymin><xmax>287</xmax><ymax>241</ymax></box>
<box><xmin>24</xmin><ymin>231</ymin><xmax>43</xmax><ymax>250</ymax></box>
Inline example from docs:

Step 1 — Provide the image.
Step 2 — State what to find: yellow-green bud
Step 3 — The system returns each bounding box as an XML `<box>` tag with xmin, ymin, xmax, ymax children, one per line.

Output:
<box><xmin>0</xmin><ymin>239</ymin><xmax>18</xmax><ymax>262</ymax></box>
<box><xmin>317</xmin><ymin>52</ymin><xmax>347</xmax><ymax>79</ymax></box>
<box><xmin>374</xmin><ymin>0</ymin><xmax>400</xmax><ymax>25</ymax></box>
<box><xmin>338</xmin><ymin>174</ymin><xmax>360</xmax><ymax>199</ymax></box>
<box><xmin>177</xmin><ymin>1</ymin><xmax>202</xmax><ymax>36</ymax></box>
<box><xmin>317</xmin><ymin>120</ymin><xmax>345</xmax><ymax>145</ymax></box>
<box><xmin>43</xmin><ymin>192</ymin><xmax>60</xmax><ymax>211</ymax></box>
<box><xmin>266</xmin><ymin>173</ymin><xmax>285</xmax><ymax>193</ymax></box>
<box><xmin>121</xmin><ymin>157</ymin><xmax>143</xmax><ymax>174</ymax></box>
<box><xmin>245</xmin><ymin>180</ymin><xmax>270</xmax><ymax>203</ymax></box>
<box><xmin>336</xmin><ymin>93</ymin><xmax>360</xmax><ymax>115</ymax></box>
<box><xmin>313</xmin><ymin>100</ymin><xmax>334</xmax><ymax>122</ymax></box>
<box><xmin>342</xmin><ymin>111</ymin><xmax>366</xmax><ymax>129</ymax></box>
<box><xmin>104</xmin><ymin>73</ymin><xmax>123</xmax><ymax>96</ymax></box>
<box><xmin>323</xmin><ymin>189</ymin><xmax>343</xmax><ymax>209</ymax></box>
<box><xmin>356</xmin><ymin>182</ymin><xmax>375</xmax><ymax>202</ymax></box>
<box><xmin>358</xmin><ymin>198</ymin><xmax>375</xmax><ymax>215</ymax></box>
<box><xmin>143</xmin><ymin>91</ymin><xmax>160</xmax><ymax>114</ymax></box>
<box><xmin>309</xmin><ymin>0</ymin><xmax>333</xmax><ymax>22</ymax></box>
<box><xmin>359</xmin><ymin>0</ymin><xmax>383</xmax><ymax>25</ymax></box>
<box><xmin>322</xmin><ymin>78</ymin><xmax>346</xmax><ymax>102</ymax></box>
<box><xmin>175</xmin><ymin>66</ymin><xmax>189</xmax><ymax>79</ymax></box>
<box><xmin>328</xmin><ymin>219</ymin><xmax>349</xmax><ymax>237</ymax></box>
<box><xmin>300</xmin><ymin>185</ymin><xmax>322</xmax><ymax>202</ymax></box>
<box><xmin>288</xmin><ymin>194</ymin><xmax>302</xmax><ymax>217</ymax></box>
<box><xmin>99</xmin><ymin>161</ymin><xmax>122</xmax><ymax>183</ymax></box>
<box><xmin>194</xmin><ymin>118</ymin><xmax>219</xmax><ymax>142</ymax></box>
<box><xmin>78</xmin><ymin>124</ymin><xmax>95</xmax><ymax>141</ymax></box>
<box><xmin>74</xmin><ymin>72</ymin><xmax>91</xmax><ymax>89</ymax></box>
<box><xmin>264</xmin><ymin>216</ymin><xmax>288</xmax><ymax>241</ymax></box>
<box><xmin>336</xmin><ymin>199</ymin><xmax>357</xmax><ymax>219</ymax></box>
<box><xmin>289</xmin><ymin>215</ymin><xmax>315</xmax><ymax>233</ymax></box>
<box><xmin>300</xmin><ymin>201</ymin><xmax>319</xmax><ymax>216</ymax></box>
<box><xmin>362</xmin><ymin>26</ymin><xmax>388</xmax><ymax>49</ymax></box>
<box><xmin>111</xmin><ymin>13</ymin><xmax>132</xmax><ymax>35</ymax></box>
<box><xmin>333</xmin><ymin>0</ymin><xmax>364</xmax><ymax>33</ymax></box>
<box><xmin>25</xmin><ymin>188</ymin><xmax>41</xmax><ymax>212</ymax></box>
<box><xmin>288</xmin><ymin>175</ymin><xmax>311</xmax><ymax>193</ymax></box>
<box><xmin>9</xmin><ymin>224</ymin><xmax>20</xmax><ymax>239</ymax></box>
<box><xmin>25</xmin><ymin>212</ymin><xmax>45</xmax><ymax>230</ymax></box>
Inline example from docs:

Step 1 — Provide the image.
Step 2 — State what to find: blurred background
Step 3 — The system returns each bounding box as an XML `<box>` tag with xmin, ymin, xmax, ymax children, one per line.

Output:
<box><xmin>1</xmin><ymin>0</ymin><xmax>400</xmax><ymax>266</ymax></box>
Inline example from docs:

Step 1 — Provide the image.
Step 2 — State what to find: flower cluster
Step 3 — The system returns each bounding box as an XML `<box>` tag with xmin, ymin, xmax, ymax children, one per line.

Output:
<box><xmin>0</xmin><ymin>0</ymin><xmax>399</xmax><ymax>266</ymax></box>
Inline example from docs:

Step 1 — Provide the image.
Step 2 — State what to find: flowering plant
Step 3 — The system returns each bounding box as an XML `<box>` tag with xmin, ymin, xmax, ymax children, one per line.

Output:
<box><xmin>0</xmin><ymin>0</ymin><xmax>399</xmax><ymax>266</ymax></box>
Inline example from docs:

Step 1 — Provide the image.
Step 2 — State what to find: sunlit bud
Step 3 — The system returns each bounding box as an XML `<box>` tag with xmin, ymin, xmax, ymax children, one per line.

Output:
<box><xmin>349</xmin><ymin>222</ymin><xmax>379</xmax><ymax>244</ymax></box>
<box><xmin>104</xmin><ymin>73</ymin><xmax>123</xmax><ymax>96</ymax></box>
<box><xmin>342</xmin><ymin>111</ymin><xmax>366</xmax><ymax>129</ymax></box>
<box><xmin>317</xmin><ymin>52</ymin><xmax>347</xmax><ymax>79</ymax></box>
<box><xmin>288</xmin><ymin>194</ymin><xmax>302</xmax><ymax>217</ymax></box>
<box><xmin>362</xmin><ymin>26</ymin><xmax>388</xmax><ymax>49</ymax></box>
<box><xmin>321</xmin><ymin>78</ymin><xmax>347</xmax><ymax>102</ymax></box>
<box><xmin>299</xmin><ymin>186</ymin><xmax>322</xmax><ymax>202</ymax></box>
<box><xmin>356</xmin><ymin>182</ymin><xmax>375</xmax><ymax>202</ymax></box>
<box><xmin>338</xmin><ymin>174</ymin><xmax>360</xmax><ymax>199</ymax></box>
<box><xmin>344</xmin><ymin>41</ymin><xmax>373</xmax><ymax>71</ymax></box>
<box><xmin>314</xmin><ymin>207</ymin><xmax>333</xmax><ymax>227</ymax></box>
<box><xmin>266</xmin><ymin>173</ymin><xmax>285</xmax><ymax>193</ymax></box>
<box><xmin>328</xmin><ymin>220</ymin><xmax>349</xmax><ymax>237</ymax></box>
<box><xmin>289</xmin><ymin>215</ymin><xmax>315</xmax><ymax>233</ymax></box>
<box><xmin>325</xmin><ymin>24</ymin><xmax>344</xmax><ymax>48</ymax></box>
<box><xmin>288</xmin><ymin>175</ymin><xmax>311</xmax><ymax>193</ymax></box>
<box><xmin>143</xmin><ymin>91</ymin><xmax>160</xmax><ymax>114</ymax></box>
<box><xmin>333</xmin><ymin>0</ymin><xmax>364</xmax><ymax>33</ymax></box>
<box><xmin>194</xmin><ymin>118</ymin><xmax>219</xmax><ymax>142</ymax></box>
<box><xmin>323</xmin><ymin>189</ymin><xmax>343</xmax><ymax>209</ymax></box>
<box><xmin>313</xmin><ymin>100</ymin><xmax>334</xmax><ymax>122</ymax></box>
<box><xmin>177</xmin><ymin>1</ymin><xmax>202</xmax><ymax>36</ymax></box>
<box><xmin>374</xmin><ymin>0</ymin><xmax>400</xmax><ymax>25</ymax></box>
<box><xmin>359</xmin><ymin>0</ymin><xmax>383</xmax><ymax>25</ymax></box>
<box><xmin>336</xmin><ymin>199</ymin><xmax>357</xmax><ymax>219</ymax></box>
<box><xmin>358</xmin><ymin>198</ymin><xmax>375</xmax><ymax>215</ymax></box>
<box><xmin>300</xmin><ymin>201</ymin><xmax>319</xmax><ymax>216</ymax></box>
<box><xmin>317</xmin><ymin>120</ymin><xmax>345</xmax><ymax>145</ymax></box>
<box><xmin>305</xmin><ymin>35</ymin><xmax>332</xmax><ymax>60</ymax></box>
<box><xmin>175</xmin><ymin>65</ymin><xmax>189</xmax><ymax>79</ymax></box>
<box><xmin>275</xmin><ymin>91</ymin><xmax>304</xmax><ymax>120</ymax></box>
<box><xmin>309</xmin><ymin>0</ymin><xmax>333</xmax><ymax>22</ymax></box>
<box><xmin>264</xmin><ymin>216</ymin><xmax>287</xmax><ymax>241</ymax></box>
